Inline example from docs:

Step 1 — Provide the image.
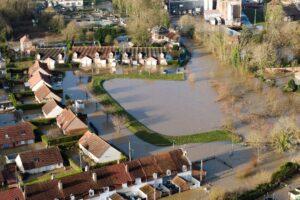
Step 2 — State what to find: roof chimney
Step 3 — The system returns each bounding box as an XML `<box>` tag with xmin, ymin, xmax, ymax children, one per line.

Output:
<box><xmin>58</xmin><ymin>180</ymin><xmax>63</xmax><ymax>190</ymax></box>
<box><xmin>92</xmin><ymin>172</ymin><xmax>97</xmax><ymax>182</ymax></box>
<box><xmin>85</xmin><ymin>165</ymin><xmax>89</xmax><ymax>172</ymax></box>
<box><xmin>125</xmin><ymin>164</ymin><xmax>128</xmax><ymax>173</ymax></box>
<box><xmin>51</xmin><ymin>173</ymin><xmax>55</xmax><ymax>180</ymax></box>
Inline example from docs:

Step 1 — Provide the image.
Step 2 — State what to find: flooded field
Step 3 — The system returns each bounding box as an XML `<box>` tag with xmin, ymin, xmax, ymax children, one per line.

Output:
<box><xmin>104</xmin><ymin>48</ymin><xmax>224</xmax><ymax>136</ymax></box>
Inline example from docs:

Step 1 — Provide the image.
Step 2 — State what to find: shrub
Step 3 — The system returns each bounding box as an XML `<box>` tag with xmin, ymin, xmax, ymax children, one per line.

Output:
<box><xmin>30</xmin><ymin>118</ymin><xmax>56</xmax><ymax>126</ymax></box>
<box><xmin>271</xmin><ymin>162</ymin><xmax>300</xmax><ymax>184</ymax></box>
<box><xmin>42</xmin><ymin>133</ymin><xmax>83</xmax><ymax>146</ymax></box>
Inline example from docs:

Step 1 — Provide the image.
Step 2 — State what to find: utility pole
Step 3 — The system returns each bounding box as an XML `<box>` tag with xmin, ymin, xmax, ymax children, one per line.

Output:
<box><xmin>128</xmin><ymin>140</ymin><xmax>132</xmax><ymax>161</ymax></box>
<box><xmin>200</xmin><ymin>159</ymin><xmax>203</xmax><ymax>184</ymax></box>
<box><xmin>254</xmin><ymin>9</ymin><xmax>257</xmax><ymax>26</ymax></box>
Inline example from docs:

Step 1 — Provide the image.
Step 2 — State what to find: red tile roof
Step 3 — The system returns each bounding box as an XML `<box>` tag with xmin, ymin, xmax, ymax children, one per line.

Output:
<box><xmin>0</xmin><ymin>122</ymin><xmax>35</xmax><ymax>148</ymax></box>
<box><xmin>28</xmin><ymin>60</ymin><xmax>50</xmax><ymax>77</ymax></box>
<box><xmin>0</xmin><ymin>187</ymin><xmax>25</xmax><ymax>200</ymax></box>
<box><xmin>24</xmin><ymin>149</ymin><xmax>190</xmax><ymax>200</ymax></box>
<box><xmin>42</xmin><ymin>99</ymin><xmax>62</xmax><ymax>116</ymax></box>
<box><xmin>78</xmin><ymin>131</ymin><xmax>111</xmax><ymax>158</ymax></box>
<box><xmin>34</xmin><ymin>84</ymin><xmax>52</xmax><ymax>102</ymax></box>
<box><xmin>19</xmin><ymin>147</ymin><xmax>63</xmax><ymax>170</ymax></box>
<box><xmin>28</xmin><ymin>72</ymin><xmax>51</xmax><ymax>89</ymax></box>
<box><xmin>56</xmin><ymin>109</ymin><xmax>88</xmax><ymax>135</ymax></box>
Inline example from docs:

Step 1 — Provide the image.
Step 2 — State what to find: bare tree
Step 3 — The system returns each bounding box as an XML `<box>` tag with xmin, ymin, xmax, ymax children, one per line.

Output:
<box><xmin>111</xmin><ymin>114</ymin><xmax>127</xmax><ymax>134</ymax></box>
<box><xmin>102</xmin><ymin>104</ymin><xmax>115</xmax><ymax>124</ymax></box>
<box><xmin>247</xmin><ymin>131</ymin><xmax>265</xmax><ymax>162</ymax></box>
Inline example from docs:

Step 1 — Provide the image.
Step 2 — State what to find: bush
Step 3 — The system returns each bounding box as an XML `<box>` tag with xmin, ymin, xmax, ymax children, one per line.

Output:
<box><xmin>30</xmin><ymin>118</ymin><xmax>56</xmax><ymax>126</ymax></box>
<box><xmin>271</xmin><ymin>162</ymin><xmax>300</xmax><ymax>184</ymax></box>
<box><xmin>42</xmin><ymin>133</ymin><xmax>83</xmax><ymax>146</ymax></box>
<box><xmin>237</xmin><ymin>162</ymin><xmax>299</xmax><ymax>200</ymax></box>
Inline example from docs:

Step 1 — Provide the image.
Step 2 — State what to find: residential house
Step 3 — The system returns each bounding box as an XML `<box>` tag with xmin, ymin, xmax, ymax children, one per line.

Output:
<box><xmin>20</xmin><ymin>35</ymin><xmax>34</xmax><ymax>54</ymax></box>
<box><xmin>34</xmin><ymin>84</ymin><xmax>61</xmax><ymax>103</ymax></box>
<box><xmin>139</xmin><ymin>184</ymin><xmax>162</xmax><ymax>200</ymax></box>
<box><xmin>167</xmin><ymin>0</ymin><xmax>202</xmax><ymax>15</ymax></box>
<box><xmin>145</xmin><ymin>57</ymin><xmax>158</xmax><ymax>70</ymax></box>
<box><xmin>0</xmin><ymin>163</ymin><xmax>18</xmax><ymax>187</ymax></box>
<box><xmin>36</xmin><ymin>48</ymin><xmax>66</xmax><ymax>70</ymax></box>
<box><xmin>0</xmin><ymin>122</ymin><xmax>35</xmax><ymax>149</ymax></box>
<box><xmin>56</xmin><ymin>108</ymin><xmax>88</xmax><ymax>135</ymax></box>
<box><xmin>15</xmin><ymin>147</ymin><xmax>64</xmax><ymax>174</ymax></box>
<box><xmin>79</xmin><ymin>131</ymin><xmax>123</xmax><ymax>164</ymax></box>
<box><xmin>42</xmin><ymin>99</ymin><xmax>63</xmax><ymax>118</ymax></box>
<box><xmin>0</xmin><ymin>187</ymin><xmax>25</xmax><ymax>200</ymax></box>
<box><xmin>72</xmin><ymin>46</ymin><xmax>112</xmax><ymax>68</ymax></box>
<box><xmin>289</xmin><ymin>187</ymin><xmax>300</xmax><ymax>200</ymax></box>
<box><xmin>28</xmin><ymin>72</ymin><xmax>52</xmax><ymax>91</ymax></box>
<box><xmin>151</xmin><ymin>26</ymin><xmax>180</xmax><ymax>46</ymax></box>
<box><xmin>28</xmin><ymin>60</ymin><xmax>51</xmax><ymax>77</ymax></box>
<box><xmin>54</xmin><ymin>0</ymin><xmax>83</xmax><ymax>8</ymax></box>
<box><xmin>171</xmin><ymin>176</ymin><xmax>190</xmax><ymax>192</ymax></box>
<box><xmin>204</xmin><ymin>0</ymin><xmax>242</xmax><ymax>26</ymax></box>
<box><xmin>23</xmin><ymin>149</ymin><xmax>199</xmax><ymax>200</ymax></box>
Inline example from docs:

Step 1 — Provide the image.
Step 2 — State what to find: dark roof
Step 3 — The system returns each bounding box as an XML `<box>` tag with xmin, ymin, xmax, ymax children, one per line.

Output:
<box><xmin>283</xmin><ymin>4</ymin><xmax>300</xmax><ymax>20</ymax></box>
<box><xmin>0</xmin><ymin>122</ymin><xmax>35</xmax><ymax>148</ymax></box>
<box><xmin>24</xmin><ymin>149</ymin><xmax>190</xmax><ymax>200</ymax></box>
<box><xmin>37</xmin><ymin>48</ymin><xmax>65</xmax><ymax>60</ymax></box>
<box><xmin>19</xmin><ymin>147</ymin><xmax>63</xmax><ymax>170</ymax></box>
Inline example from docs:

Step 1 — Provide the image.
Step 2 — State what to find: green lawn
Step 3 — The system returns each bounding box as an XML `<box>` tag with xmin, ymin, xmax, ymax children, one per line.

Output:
<box><xmin>23</xmin><ymin>167</ymin><xmax>82</xmax><ymax>186</ymax></box>
<box><xmin>91</xmin><ymin>76</ymin><xmax>239</xmax><ymax>146</ymax></box>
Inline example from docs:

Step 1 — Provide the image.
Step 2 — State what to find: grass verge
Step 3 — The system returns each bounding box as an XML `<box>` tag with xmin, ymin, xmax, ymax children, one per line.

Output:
<box><xmin>91</xmin><ymin>76</ymin><xmax>239</xmax><ymax>146</ymax></box>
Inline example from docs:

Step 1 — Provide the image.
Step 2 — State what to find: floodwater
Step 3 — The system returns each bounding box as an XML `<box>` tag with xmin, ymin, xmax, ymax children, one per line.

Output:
<box><xmin>104</xmin><ymin>47</ymin><xmax>225</xmax><ymax>136</ymax></box>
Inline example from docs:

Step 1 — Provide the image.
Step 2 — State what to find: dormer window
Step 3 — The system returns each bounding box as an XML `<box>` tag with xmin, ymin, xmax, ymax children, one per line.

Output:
<box><xmin>70</xmin><ymin>194</ymin><xmax>75</xmax><ymax>200</ymax></box>
<box><xmin>95</xmin><ymin>52</ymin><xmax>100</xmax><ymax>59</ymax></box>
<box><xmin>166</xmin><ymin>169</ymin><xmax>171</xmax><ymax>176</ymax></box>
<box><xmin>89</xmin><ymin>189</ymin><xmax>94</xmax><ymax>197</ymax></box>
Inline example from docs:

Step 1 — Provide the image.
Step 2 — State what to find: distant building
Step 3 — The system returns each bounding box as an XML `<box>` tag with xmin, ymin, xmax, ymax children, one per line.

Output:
<box><xmin>79</xmin><ymin>131</ymin><xmax>123</xmax><ymax>164</ymax></box>
<box><xmin>204</xmin><ymin>0</ymin><xmax>242</xmax><ymax>26</ymax></box>
<box><xmin>20</xmin><ymin>35</ymin><xmax>34</xmax><ymax>54</ymax></box>
<box><xmin>15</xmin><ymin>147</ymin><xmax>64</xmax><ymax>174</ymax></box>
<box><xmin>0</xmin><ymin>122</ymin><xmax>35</xmax><ymax>149</ymax></box>
<box><xmin>36</xmin><ymin>48</ymin><xmax>66</xmax><ymax>70</ymax></box>
<box><xmin>167</xmin><ymin>0</ymin><xmax>203</xmax><ymax>15</ymax></box>
<box><xmin>54</xmin><ymin>0</ymin><xmax>83</xmax><ymax>8</ymax></box>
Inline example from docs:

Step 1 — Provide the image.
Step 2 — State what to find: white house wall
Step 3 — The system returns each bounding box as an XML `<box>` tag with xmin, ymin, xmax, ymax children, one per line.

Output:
<box><xmin>98</xmin><ymin>147</ymin><xmax>122</xmax><ymax>163</ymax></box>
<box><xmin>43</xmin><ymin>106</ymin><xmax>63</xmax><ymax>118</ymax></box>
